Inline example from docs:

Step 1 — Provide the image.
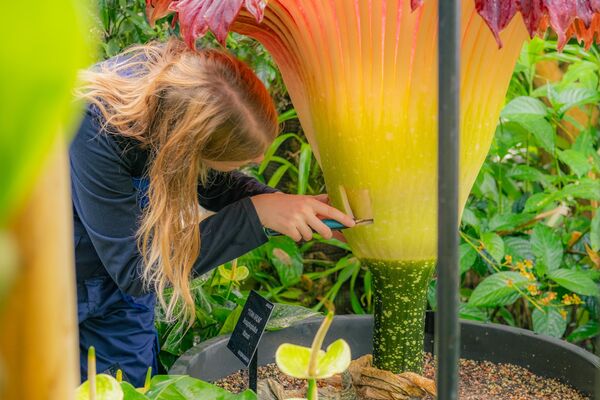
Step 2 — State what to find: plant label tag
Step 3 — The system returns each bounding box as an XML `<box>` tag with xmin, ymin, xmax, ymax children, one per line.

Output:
<box><xmin>227</xmin><ymin>290</ymin><xmax>274</xmax><ymax>367</ymax></box>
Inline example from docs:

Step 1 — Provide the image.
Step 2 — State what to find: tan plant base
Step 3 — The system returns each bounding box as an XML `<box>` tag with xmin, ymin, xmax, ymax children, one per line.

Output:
<box><xmin>258</xmin><ymin>355</ymin><xmax>436</xmax><ymax>400</ymax></box>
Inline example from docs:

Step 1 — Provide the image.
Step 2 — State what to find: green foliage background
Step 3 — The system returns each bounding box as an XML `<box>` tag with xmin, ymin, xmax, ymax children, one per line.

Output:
<box><xmin>95</xmin><ymin>0</ymin><xmax>599</xmax><ymax>373</ymax></box>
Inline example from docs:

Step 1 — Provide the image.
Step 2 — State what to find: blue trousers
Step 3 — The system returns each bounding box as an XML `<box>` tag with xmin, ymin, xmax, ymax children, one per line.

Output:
<box><xmin>77</xmin><ymin>275</ymin><xmax>159</xmax><ymax>387</ymax></box>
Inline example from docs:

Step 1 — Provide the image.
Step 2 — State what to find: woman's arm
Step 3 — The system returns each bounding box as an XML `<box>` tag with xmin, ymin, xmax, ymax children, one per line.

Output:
<box><xmin>198</xmin><ymin>170</ymin><xmax>278</xmax><ymax>212</ymax></box>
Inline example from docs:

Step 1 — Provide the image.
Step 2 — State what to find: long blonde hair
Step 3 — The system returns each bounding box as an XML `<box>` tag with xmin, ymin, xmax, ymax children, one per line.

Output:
<box><xmin>77</xmin><ymin>38</ymin><xmax>278</xmax><ymax>325</ymax></box>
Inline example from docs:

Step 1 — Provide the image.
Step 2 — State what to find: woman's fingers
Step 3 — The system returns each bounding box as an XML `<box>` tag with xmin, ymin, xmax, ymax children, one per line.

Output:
<box><xmin>296</xmin><ymin>221</ymin><xmax>314</xmax><ymax>241</ymax></box>
<box><xmin>312</xmin><ymin>194</ymin><xmax>329</xmax><ymax>204</ymax></box>
<box><xmin>310</xmin><ymin>199</ymin><xmax>355</xmax><ymax>227</ymax></box>
<box><xmin>307</xmin><ymin>214</ymin><xmax>333</xmax><ymax>239</ymax></box>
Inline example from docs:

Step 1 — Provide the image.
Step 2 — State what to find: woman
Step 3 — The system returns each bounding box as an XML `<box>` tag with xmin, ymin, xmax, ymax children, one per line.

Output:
<box><xmin>72</xmin><ymin>39</ymin><xmax>354</xmax><ymax>385</ymax></box>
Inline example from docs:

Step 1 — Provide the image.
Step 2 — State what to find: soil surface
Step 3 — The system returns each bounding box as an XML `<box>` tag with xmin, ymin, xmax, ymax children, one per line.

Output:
<box><xmin>214</xmin><ymin>353</ymin><xmax>589</xmax><ymax>400</ymax></box>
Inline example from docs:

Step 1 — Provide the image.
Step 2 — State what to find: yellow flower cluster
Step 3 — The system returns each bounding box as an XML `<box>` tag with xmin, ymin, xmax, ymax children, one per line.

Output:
<box><xmin>515</xmin><ymin>259</ymin><xmax>535</xmax><ymax>281</ymax></box>
<box><xmin>527</xmin><ymin>284</ymin><xmax>540</xmax><ymax>296</ymax></box>
<box><xmin>562</xmin><ymin>294</ymin><xmax>583</xmax><ymax>305</ymax></box>
<box><xmin>539</xmin><ymin>292</ymin><xmax>557</xmax><ymax>305</ymax></box>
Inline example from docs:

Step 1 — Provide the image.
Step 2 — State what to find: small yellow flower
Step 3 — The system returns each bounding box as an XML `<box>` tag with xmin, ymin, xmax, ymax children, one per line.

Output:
<box><xmin>527</xmin><ymin>284</ymin><xmax>539</xmax><ymax>296</ymax></box>
<box><xmin>515</xmin><ymin>261</ymin><xmax>525</xmax><ymax>271</ymax></box>
<box><xmin>562</xmin><ymin>294</ymin><xmax>573</xmax><ymax>305</ymax></box>
<box><xmin>571</xmin><ymin>294</ymin><xmax>583</xmax><ymax>305</ymax></box>
<box><xmin>504</xmin><ymin>255</ymin><xmax>513</xmax><ymax>265</ymax></box>
<box><xmin>519</xmin><ymin>270</ymin><xmax>535</xmax><ymax>281</ymax></box>
<box><xmin>506</xmin><ymin>279</ymin><xmax>514</xmax><ymax>287</ymax></box>
<box><xmin>524</xmin><ymin>259</ymin><xmax>533</xmax><ymax>269</ymax></box>
<box><xmin>539</xmin><ymin>292</ymin><xmax>557</xmax><ymax>305</ymax></box>
<box><xmin>559</xmin><ymin>309</ymin><xmax>568</xmax><ymax>320</ymax></box>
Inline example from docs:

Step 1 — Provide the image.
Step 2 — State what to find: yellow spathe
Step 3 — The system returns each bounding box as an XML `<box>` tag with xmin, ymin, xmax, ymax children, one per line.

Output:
<box><xmin>235</xmin><ymin>0</ymin><xmax>529</xmax><ymax>261</ymax></box>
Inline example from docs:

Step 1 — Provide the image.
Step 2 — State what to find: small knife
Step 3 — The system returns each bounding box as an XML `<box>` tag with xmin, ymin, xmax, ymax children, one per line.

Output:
<box><xmin>264</xmin><ymin>218</ymin><xmax>373</xmax><ymax>237</ymax></box>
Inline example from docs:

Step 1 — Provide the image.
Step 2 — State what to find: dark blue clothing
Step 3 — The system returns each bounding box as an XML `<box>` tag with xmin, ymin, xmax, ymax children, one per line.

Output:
<box><xmin>70</xmin><ymin>107</ymin><xmax>276</xmax><ymax>385</ymax></box>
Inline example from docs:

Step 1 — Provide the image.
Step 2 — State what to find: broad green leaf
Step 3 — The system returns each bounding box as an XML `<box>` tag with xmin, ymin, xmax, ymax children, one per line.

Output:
<box><xmin>218</xmin><ymin>305</ymin><xmax>242</xmax><ymax>335</ymax></box>
<box><xmin>461</xmin><ymin>208</ymin><xmax>480</xmax><ymax>232</ymax></box>
<box><xmin>468</xmin><ymin>272</ymin><xmax>529</xmax><ymax>307</ymax></box>
<box><xmin>458</xmin><ymin>303</ymin><xmax>488</xmax><ymax>322</ymax></box>
<box><xmin>567</xmin><ymin>320</ymin><xmax>600</xmax><ymax>343</ymax></box>
<box><xmin>507</xmin><ymin>165</ymin><xmax>550</xmax><ymax>187</ymax></box>
<box><xmin>501</xmin><ymin>96</ymin><xmax>547</xmax><ymax>118</ymax></box>
<box><xmin>121</xmin><ymin>382</ymin><xmax>148</xmax><ymax>399</ymax></box>
<box><xmin>480</xmin><ymin>232</ymin><xmax>505</xmax><ymax>263</ymax></box>
<box><xmin>556</xmin><ymin>87</ymin><xmax>600</xmax><ymax>115</ymax></box>
<box><xmin>524</xmin><ymin>192</ymin><xmax>557</xmax><ymax>213</ymax></box>
<box><xmin>275</xmin><ymin>339</ymin><xmax>351</xmax><ymax>380</ymax></box>
<box><xmin>532</xmin><ymin>308</ymin><xmax>567</xmax><ymax>338</ymax></box>
<box><xmin>267</xmin><ymin>237</ymin><xmax>304</xmax><ymax>287</ymax></box>
<box><xmin>572</xmin><ymin>129</ymin><xmax>596</xmax><ymax>156</ymax></box>
<box><xmin>476</xmin><ymin>172</ymin><xmax>498</xmax><ymax>200</ymax></box>
<box><xmin>487</xmin><ymin>213</ymin><xmax>532</xmax><ymax>232</ymax></box>
<box><xmin>276</xmin><ymin>344</ymin><xmax>319</xmax><ymax>379</ymax></box>
<box><xmin>459</xmin><ymin>244</ymin><xmax>477</xmax><ymax>275</ymax></box>
<box><xmin>76</xmin><ymin>374</ymin><xmax>124</xmax><ymax>400</ymax></box>
<box><xmin>316</xmin><ymin>339</ymin><xmax>352</xmax><ymax>378</ymax></box>
<box><xmin>590</xmin><ymin>210</ymin><xmax>600</xmax><ymax>252</ymax></box>
<box><xmin>530</xmin><ymin>224</ymin><xmax>562</xmax><ymax>275</ymax></box>
<box><xmin>504</xmin><ymin>236</ymin><xmax>534</xmax><ymax>261</ymax></box>
<box><xmin>510</xmin><ymin>115</ymin><xmax>555</xmax><ymax>153</ymax></box>
<box><xmin>547</xmin><ymin>269</ymin><xmax>600</xmax><ymax>296</ymax></box>
<box><xmin>558</xmin><ymin>150</ymin><xmax>591</xmax><ymax>177</ymax></box>
<box><xmin>559</xmin><ymin>178</ymin><xmax>600</xmax><ymax>201</ymax></box>
<box><xmin>560</xmin><ymin>61</ymin><xmax>598</xmax><ymax>90</ymax></box>
<box><xmin>267</xmin><ymin>304</ymin><xmax>320</xmax><ymax>331</ymax></box>
<box><xmin>145</xmin><ymin>376</ymin><xmax>256</xmax><ymax>400</ymax></box>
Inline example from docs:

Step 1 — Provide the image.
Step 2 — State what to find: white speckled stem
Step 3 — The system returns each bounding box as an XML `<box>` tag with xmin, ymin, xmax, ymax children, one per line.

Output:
<box><xmin>367</xmin><ymin>259</ymin><xmax>436</xmax><ymax>373</ymax></box>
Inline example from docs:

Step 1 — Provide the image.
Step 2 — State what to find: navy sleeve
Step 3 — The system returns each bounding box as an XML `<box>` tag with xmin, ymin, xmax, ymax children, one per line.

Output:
<box><xmin>198</xmin><ymin>170</ymin><xmax>278</xmax><ymax>212</ymax></box>
<box><xmin>70</xmin><ymin>111</ymin><xmax>269</xmax><ymax>296</ymax></box>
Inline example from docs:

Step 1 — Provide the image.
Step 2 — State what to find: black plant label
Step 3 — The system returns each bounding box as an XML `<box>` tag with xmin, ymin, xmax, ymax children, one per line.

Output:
<box><xmin>227</xmin><ymin>290</ymin><xmax>274</xmax><ymax>367</ymax></box>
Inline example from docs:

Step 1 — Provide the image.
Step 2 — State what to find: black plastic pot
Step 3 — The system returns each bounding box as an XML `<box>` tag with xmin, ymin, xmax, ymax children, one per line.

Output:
<box><xmin>170</xmin><ymin>315</ymin><xmax>599</xmax><ymax>397</ymax></box>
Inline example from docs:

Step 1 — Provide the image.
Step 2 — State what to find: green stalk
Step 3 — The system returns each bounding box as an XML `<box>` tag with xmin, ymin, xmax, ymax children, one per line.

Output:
<box><xmin>88</xmin><ymin>346</ymin><xmax>96</xmax><ymax>400</ymax></box>
<box><xmin>307</xmin><ymin>379</ymin><xmax>317</xmax><ymax>400</ymax></box>
<box><xmin>365</xmin><ymin>259</ymin><xmax>436</xmax><ymax>373</ymax></box>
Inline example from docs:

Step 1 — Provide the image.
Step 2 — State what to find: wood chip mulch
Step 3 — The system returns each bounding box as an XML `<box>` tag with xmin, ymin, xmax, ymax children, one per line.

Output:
<box><xmin>214</xmin><ymin>352</ymin><xmax>589</xmax><ymax>400</ymax></box>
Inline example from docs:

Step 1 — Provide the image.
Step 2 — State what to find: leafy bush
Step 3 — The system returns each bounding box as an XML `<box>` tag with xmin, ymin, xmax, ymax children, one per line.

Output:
<box><xmin>429</xmin><ymin>38</ymin><xmax>600</xmax><ymax>352</ymax></box>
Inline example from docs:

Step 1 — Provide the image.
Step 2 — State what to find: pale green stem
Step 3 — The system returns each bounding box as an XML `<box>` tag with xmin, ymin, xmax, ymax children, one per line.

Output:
<box><xmin>88</xmin><ymin>347</ymin><xmax>96</xmax><ymax>400</ymax></box>
<box><xmin>307</xmin><ymin>379</ymin><xmax>318</xmax><ymax>400</ymax></box>
<box><xmin>308</xmin><ymin>312</ymin><xmax>333</xmax><ymax>375</ymax></box>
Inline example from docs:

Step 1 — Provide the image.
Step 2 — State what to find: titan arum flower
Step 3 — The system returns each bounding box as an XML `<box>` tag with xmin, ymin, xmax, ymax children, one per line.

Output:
<box><xmin>147</xmin><ymin>0</ymin><xmax>600</xmax><ymax>373</ymax></box>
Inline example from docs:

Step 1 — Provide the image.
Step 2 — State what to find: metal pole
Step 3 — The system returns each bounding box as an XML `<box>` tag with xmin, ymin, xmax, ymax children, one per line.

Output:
<box><xmin>436</xmin><ymin>0</ymin><xmax>460</xmax><ymax>399</ymax></box>
<box><xmin>249</xmin><ymin>351</ymin><xmax>258</xmax><ymax>392</ymax></box>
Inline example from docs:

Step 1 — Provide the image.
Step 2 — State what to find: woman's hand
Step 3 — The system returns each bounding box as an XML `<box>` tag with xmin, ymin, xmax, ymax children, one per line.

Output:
<box><xmin>250</xmin><ymin>193</ymin><xmax>355</xmax><ymax>241</ymax></box>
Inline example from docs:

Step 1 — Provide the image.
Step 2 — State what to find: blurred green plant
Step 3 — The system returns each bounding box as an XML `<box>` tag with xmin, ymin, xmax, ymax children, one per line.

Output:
<box><xmin>275</xmin><ymin>312</ymin><xmax>351</xmax><ymax>400</ymax></box>
<box><xmin>1</xmin><ymin>0</ymin><xmax>94</xmax><ymax>227</ymax></box>
<box><xmin>428</xmin><ymin>38</ymin><xmax>600</xmax><ymax>352</ymax></box>
<box><xmin>76</xmin><ymin>347</ymin><xmax>254</xmax><ymax>399</ymax></box>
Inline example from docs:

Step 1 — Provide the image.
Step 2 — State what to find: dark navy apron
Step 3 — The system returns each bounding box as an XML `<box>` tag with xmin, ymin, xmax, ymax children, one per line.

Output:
<box><xmin>77</xmin><ymin>177</ymin><xmax>157</xmax><ymax>386</ymax></box>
